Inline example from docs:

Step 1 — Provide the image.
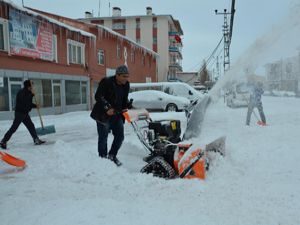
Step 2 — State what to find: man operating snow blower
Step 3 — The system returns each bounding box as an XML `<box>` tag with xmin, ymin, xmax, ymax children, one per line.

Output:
<box><xmin>90</xmin><ymin>65</ymin><xmax>132</xmax><ymax>166</ymax></box>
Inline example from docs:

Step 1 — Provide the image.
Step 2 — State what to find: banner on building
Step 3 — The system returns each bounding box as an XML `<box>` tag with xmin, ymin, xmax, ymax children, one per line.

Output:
<box><xmin>9</xmin><ymin>8</ymin><xmax>53</xmax><ymax>61</ymax></box>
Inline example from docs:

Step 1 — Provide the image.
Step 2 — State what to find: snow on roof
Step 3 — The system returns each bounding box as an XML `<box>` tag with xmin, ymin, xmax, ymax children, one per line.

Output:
<box><xmin>2</xmin><ymin>0</ymin><xmax>96</xmax><ymax>39</ymax></box>
<box><xmin>96</xmin><ymin>24</ymin><xmax>158</xmax><ymax>58</ymax></box>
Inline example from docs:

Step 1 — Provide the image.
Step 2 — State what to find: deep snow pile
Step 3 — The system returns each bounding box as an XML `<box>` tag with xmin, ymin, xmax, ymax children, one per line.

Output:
<box><xmin>0</xmin><ymin>96</ymin><xmax>299</xmax><ymax>225</ymax></box>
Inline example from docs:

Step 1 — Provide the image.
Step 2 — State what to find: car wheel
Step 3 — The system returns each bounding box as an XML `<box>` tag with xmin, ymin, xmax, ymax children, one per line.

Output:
<box><xmin>166</xmin><ymin>103</ymin><xmax>178</xmax><ymax>112</ymax></box>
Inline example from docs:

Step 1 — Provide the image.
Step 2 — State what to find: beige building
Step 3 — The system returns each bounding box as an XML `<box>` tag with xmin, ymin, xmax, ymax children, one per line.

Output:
<box><xmin>79</xmin><ymin>7</ymin><xmax>183</xmax><ymax>82</ymax></box>
<box><xmin>265</xmin><ymin>53</ymin><xmax>300</xmax><ymax>95</ymax></box>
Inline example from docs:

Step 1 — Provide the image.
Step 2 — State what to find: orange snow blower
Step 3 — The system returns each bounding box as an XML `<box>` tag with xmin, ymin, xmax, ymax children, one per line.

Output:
<box><xmin>123</xmin><ymin>110</ymin><xmax>225</xmax><ymax>179</ymax></box>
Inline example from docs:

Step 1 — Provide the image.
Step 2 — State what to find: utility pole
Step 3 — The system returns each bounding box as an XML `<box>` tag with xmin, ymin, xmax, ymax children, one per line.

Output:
<box><xmin>215</xmin><ymin>9</ymin><xmax>231</xmax><ymax>74</ymax></box>
<box><xmin>216</xmin><ymin>56</ymin><xmax>220</xmax><ymax>80</ymax></box>
<box><xmin>98</xmin><ymin>0</ymin><xmax>101</xmax><ymax>17</ymax></box>
<box><xmin>215</xmin><ymin>0</ymin><xmax>235</xmax><ymax>74</ymax></box>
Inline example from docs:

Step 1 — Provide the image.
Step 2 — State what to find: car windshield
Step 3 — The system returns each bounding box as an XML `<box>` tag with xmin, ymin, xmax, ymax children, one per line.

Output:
<box><xmin>236</xmin><ymin>84</ymin><xmax>249</xmax><ymax>93</ymax></box>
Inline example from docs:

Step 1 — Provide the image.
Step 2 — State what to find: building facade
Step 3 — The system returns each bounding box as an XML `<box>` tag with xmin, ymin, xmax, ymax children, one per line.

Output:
<box><xmin>80</xmin><ymin>7</ymin><xmax>183</xmax><ymax>82</ymax></box>
<box><xmin>0</xmin><ymin>1</ymin><xmax>157</xmax><ymax>120</ymax></box>
<box><xmin>265</xmin><ymin>53</ymin><xmax>300</xmax><ymax>95</ymax></box>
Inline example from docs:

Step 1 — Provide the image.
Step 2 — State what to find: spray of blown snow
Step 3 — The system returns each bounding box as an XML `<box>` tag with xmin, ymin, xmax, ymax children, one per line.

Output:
<box><xmin>185</xmin><ymin>1</ymin><xmax>300</xmax><ymax>140</ymax></box>
<box><xmin>210</xmin><ymin>1</ymin><xmax>300</xmax><ymax>100</ymax></box>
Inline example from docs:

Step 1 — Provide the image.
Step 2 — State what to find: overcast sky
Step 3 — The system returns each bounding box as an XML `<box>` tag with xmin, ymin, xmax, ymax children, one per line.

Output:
<box><xmin>13</xmin><ymin>0</ymin><xmax>300</xmax><ymax>74</ymax></box>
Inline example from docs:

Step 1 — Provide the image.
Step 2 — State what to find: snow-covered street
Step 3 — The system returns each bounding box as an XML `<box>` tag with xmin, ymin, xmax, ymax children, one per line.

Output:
<box><xmin>1</xmin><ymin>96</ymin><xmax>300</xmax><ymax>225</ymax></box>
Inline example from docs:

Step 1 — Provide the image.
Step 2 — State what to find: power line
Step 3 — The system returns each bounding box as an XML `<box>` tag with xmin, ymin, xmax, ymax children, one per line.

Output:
<box><xmin>185</xmin><ymin>36</ymin><xmax>223</xmax><ymax>83</ymax></box>
<box><xmin>186</xmin><ymin>36</ymin><xmax>223</xmax><ymax>72</ymax></box>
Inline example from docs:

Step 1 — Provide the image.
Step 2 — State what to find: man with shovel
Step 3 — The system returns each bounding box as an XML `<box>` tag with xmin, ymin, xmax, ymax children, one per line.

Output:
<box><xmin>246</xmin><ymin>81</ymin><xmax>266</xmax><ymax>126</ymax></box>
<box><xmin>0</xmin><ymin>80</ymin><xmax>45</xmax><ymax>150</ymax></box>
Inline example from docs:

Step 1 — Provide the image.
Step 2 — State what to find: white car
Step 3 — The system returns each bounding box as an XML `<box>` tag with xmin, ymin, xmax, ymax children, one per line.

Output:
<box><xmin>130</xmin><ymin>82</ymin><xmax>203</xmax><ymax>102</ymax></box>
<box><xmin>129</xmin><ymin>90</ymin><xmax>190</xmax><ymax>112</ymax></box>
<box><xmin>226</xmin><ymin>83</ymin><xmax>250</xmax><ymax>108</ymax></box>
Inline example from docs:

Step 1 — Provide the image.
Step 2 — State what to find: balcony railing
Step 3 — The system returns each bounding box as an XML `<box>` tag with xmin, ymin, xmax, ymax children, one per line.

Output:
<box><xmin>169</xmin><ymin>46</ymin><xmax>179</xmax><ymax>52</ymax></box>
<box><xmin>169</xmin><ymin>31</ymin><xmax>179</xmax><ymax>36</ymax></box>
<box><xmin>169</xmin><ymin>63</ymin><xmax>183</xmax><ymax>72</ymax></box>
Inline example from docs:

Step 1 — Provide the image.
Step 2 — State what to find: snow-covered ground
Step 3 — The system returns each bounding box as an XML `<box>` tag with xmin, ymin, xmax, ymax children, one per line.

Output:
<box><xmin>0</xmin><ymin>96</ymin><xmax>300</xmax><ymax>225</ymax></box>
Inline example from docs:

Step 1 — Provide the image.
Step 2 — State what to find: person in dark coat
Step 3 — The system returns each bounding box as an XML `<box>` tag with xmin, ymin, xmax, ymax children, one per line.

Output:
<box><xmin>90</xmin><ymin>65</ymin><xmax>131</xmax><ymax>166</ymax></box>
<box><xmin>0</xmin><ymin>80</ymin><xmax>45</xmax><ymax>150</ymax></box>
<box><xmin>246</xmin><ymin>81</ymin><xmax>266</xmax><ymax>126</ymax></box>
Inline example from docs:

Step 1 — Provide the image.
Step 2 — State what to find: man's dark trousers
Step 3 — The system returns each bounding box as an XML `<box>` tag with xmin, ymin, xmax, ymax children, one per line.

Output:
<box><xmin>96</xmin><ymin>115</ymin><xmax>124</xmax><ymax>157</ymax></box>
<box><xmin>2</xmin><ymin>111</ymin><xmax>38</xmax><ymax>143</ymax></box>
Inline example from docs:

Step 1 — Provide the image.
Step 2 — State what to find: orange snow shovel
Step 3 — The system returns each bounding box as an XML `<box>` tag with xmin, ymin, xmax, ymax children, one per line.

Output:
<box><xmin>0</xmin><ymin>151</ymin><xmax>26</xmax><ymax>167</ymax></box>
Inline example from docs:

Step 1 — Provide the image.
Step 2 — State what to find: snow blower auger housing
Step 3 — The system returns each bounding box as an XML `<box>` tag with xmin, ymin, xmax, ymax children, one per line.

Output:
<box><xmin>123</xmin><ymin>109</ymin><xmax>226</xmax><ymax>180</ymax></box>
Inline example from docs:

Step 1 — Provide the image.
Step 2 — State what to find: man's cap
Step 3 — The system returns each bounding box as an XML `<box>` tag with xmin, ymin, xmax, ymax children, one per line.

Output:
<box><xmin>116</xmin><ymin>65</ymin><xmax>129</xmax><ymax>75</ymax></box>
<box><xmin>23</xmin><ymin>80</ymin><xmax>32</xmax><ymax>88</ymax></box>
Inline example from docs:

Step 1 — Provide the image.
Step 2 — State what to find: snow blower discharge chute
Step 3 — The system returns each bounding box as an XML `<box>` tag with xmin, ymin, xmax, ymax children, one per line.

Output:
<box><xmin>123</xmin><ymin>109</ymin><xmax>225</xmax><ymax>180</ymax></box>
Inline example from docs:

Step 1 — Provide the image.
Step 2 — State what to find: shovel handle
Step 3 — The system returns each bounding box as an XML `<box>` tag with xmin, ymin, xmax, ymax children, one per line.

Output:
<box><xmin>32</xmin><ymin>90</ymin><xmax>44</xmax><ymax>129</ymax></box>
<box><xmin>36</xmin><ymin>105</ymin><xmax>44</xmax><ymax>129</ymax></box>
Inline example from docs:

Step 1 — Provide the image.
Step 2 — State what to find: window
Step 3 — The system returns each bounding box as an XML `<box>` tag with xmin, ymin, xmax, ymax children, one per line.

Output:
<box><xmin>112</xmin><ymin>22</ymin><xmax>126</xmax><ymax>30</ymax></box>
<box><xmin>153</xmin><ymin>20</ymin><xmax>157</xmax><ymax>28</ymax></box>
<box><xmin>65</xmin><ymin>80</ymin><xmax>87</xmax><ymax>105</ymax></box>
<box><xmin>31</xmin><ymin>79</ymin><xmax>53</xmax><ymax>107</ymax></box>
<box><xmin>146</xmin><ymin>77</ymin><xmax>152</xmax><ymax>83</ymax></box>
<box><xmin>66</xmin><ymin>80</ymin><xmax>81</xmax><ymax>105</ymax></box>
<box><xmin>0</xmin><ymin>77</ymin><xmax>9</xmax><ymax>111</ymax></box>
<box><xmin>97</xmin><ymin>49</ymin><xmax>105</xmax><ymax>65</ymax></box>
<box><xmin>153</xmin><ymin>37</ymin><xmax>157</xmax><ymax>44</ymax></box>
<box><xmin>117</xmin><ymin>44</ymin><xmax>121</xmax><ymax>59</ymax></box>
<box><xmin>0</xmin><ymin>18</ymin><xmax>9</xmax><ymax>52</ymax></box>
<box><xmin>136</xmin><ymin>19</ymin><xmax>140</xmax><ymax>29</ymax></box>
<box><xmin>81</xmin><ymin>81</ymin><xmax>87</xmax><ymax>104</ymax></box>
<box><xmin>52</xmin><ymin>35</ymin><xmax>58</xmax><ymax>62</ymax></box>
<box><xmin>130</xmin><ymin>49</ymin><xmax>135</xmax><ymax>63</ymax></box>
<box><xmin>67</xmin><ymin>39</ymin><xmax>85</xmax><ymax>65</ymax></box>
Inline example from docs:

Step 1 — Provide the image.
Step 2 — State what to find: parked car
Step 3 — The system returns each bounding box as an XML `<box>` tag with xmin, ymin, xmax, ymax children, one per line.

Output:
<box><xmin>129</xmin><ymin>90</ymin><xmax>190</xmax><ymax>112</ymax></box>
<box><xmin>193</xmin><ymin>85</ymin><xmax>209</xmax><ymax>94</ymax></box>
<box><xmin>130</xmin><ymin>82</ymin><xmax>203</xmax><ymax>102</ymax></box>
<box><xmin>226</xmin><ymin>83</ymin><xmax>250</xmax><ymax>108</ymax></box>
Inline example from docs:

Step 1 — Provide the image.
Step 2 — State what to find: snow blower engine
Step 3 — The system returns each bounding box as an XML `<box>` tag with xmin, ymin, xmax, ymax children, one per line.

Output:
<box><xmin>123</xmin><ymin>109</ymin><xmax>225</xmax><ymax>180</ymax></box>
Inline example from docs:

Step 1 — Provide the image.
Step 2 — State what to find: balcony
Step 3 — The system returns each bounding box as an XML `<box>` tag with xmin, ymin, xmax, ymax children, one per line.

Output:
<box><xmin>169</xmin><ymin>62</ymin><xmax>183</xmax><ymax>72</ymax></box>
<box><xmin>169</xmin><ymin>50</ymin><xmax>182</xmax><ymax>59</ymax></box>
<box><xmin>169</xmin><ymin>46</ymin><xmax>179</xmax><ymax>52</ymax></box>
<box><xmin>169</xmin><ymin>31</ymin><xmax>179</xmax><ymax>36</ymax></box>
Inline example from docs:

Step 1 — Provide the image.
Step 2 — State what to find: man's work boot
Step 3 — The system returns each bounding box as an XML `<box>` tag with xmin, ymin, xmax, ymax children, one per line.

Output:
<box><xmin>108</xmin><ymin>155</ymin><xmax>122</xmax><ymax>166</ymax></box>
<box><xmin>34</xmin><ymin>138</ymin><xmax>46</xmax><ymax>145</ymax></box>
<box><xmin>0</xmin><ymin>141</ymin><xmax>7</xmax><ymax>150</ymax></box>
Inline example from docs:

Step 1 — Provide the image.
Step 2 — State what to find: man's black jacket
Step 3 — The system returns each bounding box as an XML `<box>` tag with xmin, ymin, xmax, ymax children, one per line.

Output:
<box><xmin>15</xmin><ymin>88</ymin><xmax>37</xmax><ymax>114</ymax></box>
<box><xmin>90</xmin><ymin>76</ymin><xmax>130</xmax><ymax>122</ymax></box>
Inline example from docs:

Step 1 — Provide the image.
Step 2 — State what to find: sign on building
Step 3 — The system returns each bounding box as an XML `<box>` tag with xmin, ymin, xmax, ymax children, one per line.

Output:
<box><xmin>9</xmin><ymin>8</ymin><xmax>53</xmax><ymax>61</ymax></box>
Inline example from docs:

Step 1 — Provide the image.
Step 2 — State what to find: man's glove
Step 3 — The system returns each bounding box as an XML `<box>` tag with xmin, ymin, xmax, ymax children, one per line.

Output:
<box><xmin>101</xmin><ymin>97</ymin><xmax>112</xmax><ymax>111</ymax></box>
<box><xmin>127</xmin><ymin>99</ymin><xmax>133</xmax><ymax>109</ymax></box>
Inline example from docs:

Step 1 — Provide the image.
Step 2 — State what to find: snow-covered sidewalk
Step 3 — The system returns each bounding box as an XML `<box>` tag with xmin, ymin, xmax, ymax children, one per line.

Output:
<box><xmin>0</xmin><ymin>96</ymin><xmax>299</xmax><ymax>225</ymax></box>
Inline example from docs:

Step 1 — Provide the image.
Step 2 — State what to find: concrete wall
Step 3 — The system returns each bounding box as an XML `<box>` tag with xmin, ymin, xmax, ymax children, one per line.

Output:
<box><xmin>157</xmin><ymin>17</ymin><xmax>169</xmax><ymax>82</ymax></box>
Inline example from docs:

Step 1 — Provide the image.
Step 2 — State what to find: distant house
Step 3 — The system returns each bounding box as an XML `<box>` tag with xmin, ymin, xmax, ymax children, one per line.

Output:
<box><xmin>176</xmin><ymin>72</ymin><xmax>198</xmax><ymax>85</ymax></box>
<box><xmin>265</xmin><ymin>54</ymin><xmax>300</xmax><ymax>95</ymax></box>
<box><xmin>0</xmin><ymin>0</ymin><xmax>157</xmax><ymax>120</ymax></box>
